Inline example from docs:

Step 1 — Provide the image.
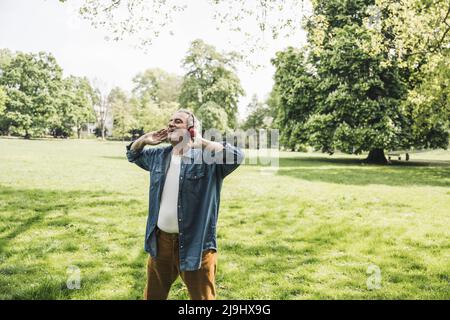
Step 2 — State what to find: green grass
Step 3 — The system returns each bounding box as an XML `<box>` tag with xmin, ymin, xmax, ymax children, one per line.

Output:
<box><xmin>0</xmin><ymin>138</ymin><xmax>449</xmax><ymax>299</ymax></box>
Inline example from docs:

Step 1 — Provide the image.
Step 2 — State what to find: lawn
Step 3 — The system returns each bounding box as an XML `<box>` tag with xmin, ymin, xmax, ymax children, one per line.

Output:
<box><xmin>0</xmin><ymin>138</ymin><xmax>449</xmax><ymax>299</ymax></box>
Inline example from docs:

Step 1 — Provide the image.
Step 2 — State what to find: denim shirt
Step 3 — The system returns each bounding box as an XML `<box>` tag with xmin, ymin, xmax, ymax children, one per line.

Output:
<box><xmin>126</xmin><ymin>141</ymin><xmax>244</xmax><ymax>271</ymax></box>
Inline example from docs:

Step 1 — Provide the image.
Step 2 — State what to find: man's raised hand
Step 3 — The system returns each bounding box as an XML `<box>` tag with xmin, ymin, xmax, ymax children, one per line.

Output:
<box><xmin>144</xmin><ymin>129</ymin><xmax>168</xmax><ymax>145</ymax></box>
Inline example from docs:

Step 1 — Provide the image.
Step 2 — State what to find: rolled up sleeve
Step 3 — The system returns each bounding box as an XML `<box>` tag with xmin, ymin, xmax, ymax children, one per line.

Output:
<box><xmin>126</xmin><ymin>141</ymin><xmax>156</xmax><ymax>172</ymax></box>
<box><xmin>215</xmin><ymin>142</ymin><xmax>245</xmax><ymax>178</ymax></box>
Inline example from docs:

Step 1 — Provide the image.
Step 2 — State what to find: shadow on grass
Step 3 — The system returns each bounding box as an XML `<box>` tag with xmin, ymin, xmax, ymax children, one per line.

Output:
<box><xmin>0</xmin><ymin>266</ymin><xmax>120</xmax><ymax>299</ymax></box>
<box><xmin>279</xmin><ymin>155</ymin><xmax>450</xmax><ymax>167</ymax></box>
<box><xmin>221</xmin><ymin>220</ymin><xmax>355</xmax><ymax>275</ymax></box>
<box><xmin>0</xmin><ymin>186</ymin><xmax>131</xmax><ymax>252</ymax></box>
<box><xmin>0</xmin><ymin>185</ymin><xmax>146</xmax><ymax>299</ymax></box>
<box><xmin>276</xmin><ymin>156</ymin><xmax>450</xmax><ymax>187</ymax></box>
<box><xmin>220</xmin><ymin>219</ymin><xmax>450</xmax><ymax>299</ymax></box>
<box><xmin>126</xmin><ymin>250</ymin><xmax>149</xmax><ymax>299</ymax></box>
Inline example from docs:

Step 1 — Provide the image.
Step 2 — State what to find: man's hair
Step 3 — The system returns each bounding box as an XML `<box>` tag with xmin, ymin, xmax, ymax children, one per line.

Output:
<box><xmin>175</xmin><ymin>108</ymin><xmax>201</xmax><ymax>133</ymax></box>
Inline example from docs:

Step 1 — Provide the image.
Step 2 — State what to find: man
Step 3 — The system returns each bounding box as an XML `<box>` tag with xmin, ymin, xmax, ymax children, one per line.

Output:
<box><xmin>126</xmin><ymin>109</ymin><xmax>244</xmax><ymax>300</ymax></box>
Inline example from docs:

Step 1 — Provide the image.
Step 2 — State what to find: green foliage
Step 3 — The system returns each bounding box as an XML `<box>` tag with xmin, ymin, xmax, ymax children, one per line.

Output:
<box><xmin>0</xmin><ymin>86</ymin><xmax>6</xmax><ymax>117</ymax></box>
<box><xmin>273</xmin><ymin>0</ymin><xmax>449</xmax><ymax>158</ymax></box>
<box><xmin>265</xmin><ymin>89</ymin><xmax>280</xmax><ymax>126</ymax></box>
<box><xmin>129</xmin><ymin>68</ymin><xmax>181</xmax><ymax>136</ymax></box>
<box><xmin>49</xmin><ymin>76</ymin><xmax>96</xmax><ymax>138</ymax></box>
<box><xmin>0</xmin><ymin>50</ymin><xmax>93</xmax><ymax>138</ymax></box>
<box><xmin>242</xmin><ymin>94</ymin><xmax>274</xmax><ymax>131</ymax></box>
<box><xmin>272</xmin><ymin>47</ymin><xmax>319</xmax><ymax>149</ymax></box>
<box><xmin>196</xmin><ymin>101</ymin><xmax>229</xmax><ymax>131</ymax></box>
<box><xmin>109</xmin><ymin>87</ymin><xmax>133</xmax><ymax>140</ymax></box>
<box><xmin>0</xmin><ymin>49</ymin><xmax>13</xmax><ymax>69</ymax></box>
<box><xmin>0</xmin><ymin>48</ymin><xmax>187</xmax><ymax>140</ymax></box>
<box><xmin>0</xmin><ymin>52</ymin><xmax>63</xmax><ymax>138</ymax></box>
<box><xmin>404</xmin><ymin>51</ymin><xmax>450</xmax><ymax>149</ymax></box>
<box><xmin>371</xmin><ymin>0</ymin><xmax>450</xmax><ymax>72</ymax></box>
<box><xmin>0</xmin><ymin>50</ymin><xmax>100</xmax><ymax>139</ymax></box>
<box><xmin>179</xmin><ymin>39</ymin><xmax>244</xmax><ymax>128</ymax></box>
<box><xmin>130</xmin><ymin>99</ymin><xmax>178</xmax><ymax>136</ymax></box>
<box><xmin>132</xmin><ymin>68</ymin><xmax>182</xmax><ymax>105</ymax></box>
<box><xmin>58</xmin><ymin>0</ymin><xmax>305</xmax><ymax>66</ymax></box>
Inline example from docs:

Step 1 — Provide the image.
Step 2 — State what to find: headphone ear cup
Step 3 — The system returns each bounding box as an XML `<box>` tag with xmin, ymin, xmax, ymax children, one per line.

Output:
<box><xmin>189</xmin><ymin>127</ymin><xmax>196</xmax><ymax>138</ymax></box>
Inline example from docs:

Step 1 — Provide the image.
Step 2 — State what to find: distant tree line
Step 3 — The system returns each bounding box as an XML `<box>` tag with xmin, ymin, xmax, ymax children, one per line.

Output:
<box><xmin>0</xmin><ymin>49</ymin><xmax>95</xmax><ymax>139</ymax></box>
<box><xmin>0</xmin><ymin>39</ymin><xmax>246</xmax><ymax>140</ymax></box>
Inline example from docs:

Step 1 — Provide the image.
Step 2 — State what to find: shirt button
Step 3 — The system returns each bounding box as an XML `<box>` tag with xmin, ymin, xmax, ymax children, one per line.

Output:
<box><xmin>180</xmin><ymin>245</ymin><xmax>183</xmax><ymax>248</ymax></box>
<box><xmin>178</xmin><ymin>218</ymin><xmax>182</xmax><ymax>222</ymax></box>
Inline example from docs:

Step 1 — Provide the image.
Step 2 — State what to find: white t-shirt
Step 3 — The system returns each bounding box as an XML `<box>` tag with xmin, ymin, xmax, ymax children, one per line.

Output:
<box><xmin>157</xmin><ymin>154</ymin><xmax>181</xmax><ymax>233</ymax></box>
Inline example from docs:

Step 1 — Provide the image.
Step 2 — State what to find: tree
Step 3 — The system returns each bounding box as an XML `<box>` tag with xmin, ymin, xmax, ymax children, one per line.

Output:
<box><xmin>273</xmin><ymin>0</ymin><xmax>449</xmax><ymax>163</ymax></box>
<box><xmin>179</xmin><ymin>39</ymin><xmax>244</xmax><ymax>128</ymax></box>
<box><xmin>92</xmin><ymin>85</ymin><xmax>109</xmax><ymax>140</ymax></box>
<box><xmin>265</xmin><ymin>88</ymin><xmax>280</xmax><ymax>127</ymax></box>
<box><xmin>405</xmin><ymin>51</ymin><xmax>450</xmax><ymax>149</ymax></box>
<box><xmin>0</xmin><ymin>49</ymin><xmax>14</xmax><ymax>70</ymax></box>
<box><xmin>272</xmin><ymin>47</ymin><xmax>319</xmax><ymax>150</ymax></box>
<box><xmin>50</xmin><ymin>76</ymin><xmax>96</xmax><ymax>138</ymax></box>
<box><xmin>0</xmin><ymin>49</ymin><xmax>13</xmax><ymax>134</ymax></box>
<box><xmin>109</xmin><ymin>87</ymin><xmax>133</xmax><ymax>140</ymax></box>
<box><xmin>0</xmin><ymin>86</ymin><xmax>6</xmax><ymax>117</ymax></box>
<box><xmin>130</xmin><ymin>98</ymin><xmax>178</xmax><ymax>136</ymax></box>
<box><xmin>372</xmin><ymin>0</ymin><xmax>450</xmax><ymax>151</ymax></box>
<box><xmin>72</xmin><ymin>77</ymin><xmax>97</xmax><ymax>139</ymax></box>
<box><xmin>0</xmin><ymin>52</ymin><xmax>63</xmax><ymax>138</ymax></box>
<box><xmin>132</xmin><ymin>68</ymin><xmax>182</xmax><ymax>104</ymax></box>
<box><xmin>58</xmin><ymin>0</ymin><xmax>306</xmax><ymax>62</ymax></box>
<box><xmin>242</xmin><ymin>94</ymin><xmax>274</xmax><ymax>131</ymax></box>
<box><xmin>372</xmin><ymin>0</ymin><xmax>450</xmax><ymax>72</ymax></box>
<box><xmin>130</xmin><ymin>68</ymin><xmax>181</xmax><ymax>136</ymax></box>
<box><xmin>196</xmin><ymin>101</ymin><xmax>228</xmax><ymax>131</ymax></box>
<box><xmin>0</xmin><ymin>85</ymin><xmax>7</xmax><ymax>136</ymax></box>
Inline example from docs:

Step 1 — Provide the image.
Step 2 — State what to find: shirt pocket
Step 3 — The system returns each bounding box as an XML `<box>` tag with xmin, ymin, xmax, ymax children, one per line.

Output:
<box><xmin>185</xmin><ymin>170</ymin><xmax>206</xmax><ymax>195</ymax></box>
<box><xmin>150</xmin><ymin>167</ymin><xmax>164</xmax><ymax>188</ymax></box>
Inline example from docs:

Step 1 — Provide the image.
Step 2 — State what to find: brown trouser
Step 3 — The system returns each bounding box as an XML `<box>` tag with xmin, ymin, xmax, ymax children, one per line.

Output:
<box><xmin>144</xmin><ymin>227</ymin><xmax>217</xmax><ymax>300</ymax></box>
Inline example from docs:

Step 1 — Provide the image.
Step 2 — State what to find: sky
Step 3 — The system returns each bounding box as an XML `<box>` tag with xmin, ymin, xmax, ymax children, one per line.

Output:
<box><xmin>0</xmin><ymin>0</ymin><xmax>309</xmax><ymax>119</ymax></box>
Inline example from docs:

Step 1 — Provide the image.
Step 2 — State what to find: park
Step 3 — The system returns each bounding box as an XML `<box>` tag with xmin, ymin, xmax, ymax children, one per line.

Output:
<box><xmin>0</xmin><ymin>138</ymin><xmax>448</xmax><ymax>299</ymax></box>
<box><xmin>0</xmin><ymin>0</ymin><xmax>449</xmax><ymax>300</ymax></box>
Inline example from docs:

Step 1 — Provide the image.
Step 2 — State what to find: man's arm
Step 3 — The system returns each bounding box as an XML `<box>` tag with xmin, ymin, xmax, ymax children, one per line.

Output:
<box><xmin>130</xmin><ymin>135</ymin><xmax>149</xmax><ymax>153</ymax></box>
<box><xmin>200</xmin><ymin>137</ymin><xmax>225</xmax><ymax>153</ymax></box>
<box><xmin>126</xmin><ymin>129</ymin><xmax>168</xmax><ymax>171</ymax></box>
<box><xmin>196</xmin><ymin>137</ymin><xmax>244</xmax><ymax>178</ymax></box>
<box><xmin>132</xmin><ymin>129</ymin><xmax>168</xmax><ymax>152</ymax></box>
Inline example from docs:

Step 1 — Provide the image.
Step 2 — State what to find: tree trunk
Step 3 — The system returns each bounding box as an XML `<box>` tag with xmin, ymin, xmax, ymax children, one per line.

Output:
<box><xmin>365</xmin><ymin>148</ymin><xmax>388</xmax><ymax>164</ymax></box>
